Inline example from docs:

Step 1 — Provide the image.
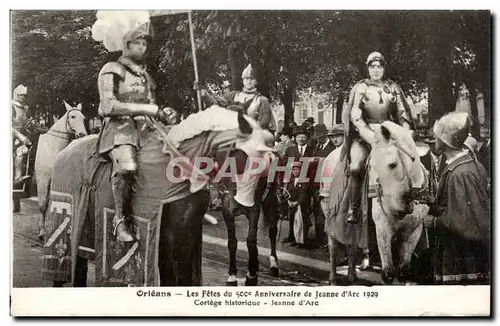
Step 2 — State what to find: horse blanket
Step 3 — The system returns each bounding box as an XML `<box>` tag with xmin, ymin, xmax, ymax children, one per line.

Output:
<box><xmin>322</xmin><ymin>146</ymin><xmax>371</xmax><ymax>249</ymax></box>
<box><xmin>41</xmin><ymin>127</ymin><xmax>206</xmax><ymax>287</ymax></box>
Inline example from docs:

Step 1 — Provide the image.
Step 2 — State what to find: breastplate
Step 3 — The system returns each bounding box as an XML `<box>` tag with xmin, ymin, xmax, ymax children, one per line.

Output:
<box><xmin>234</xmin><ymin>92</ymin><xmax>258</xmax><ymax>118</ymax></box>
<box><xmin>116</xmin><ymin>69</ymin><xmax>151</xmax><ymax>104</ymax></box>
<box><xmin>360</xmin><ymin>83</ymin><xmax>396</xmax><ymax>123</ymax></box>
<box><xmin>13</xmin><ymin>106</ymin><xmax>29</xmax><ymax>129</ymax></box>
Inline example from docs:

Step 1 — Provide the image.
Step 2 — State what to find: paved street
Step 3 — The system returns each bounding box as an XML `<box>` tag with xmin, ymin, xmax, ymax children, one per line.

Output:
<box><xmin>12</xmin><ymin>197</ymin><xmax>382</xmax><ymax>287</ymax></box>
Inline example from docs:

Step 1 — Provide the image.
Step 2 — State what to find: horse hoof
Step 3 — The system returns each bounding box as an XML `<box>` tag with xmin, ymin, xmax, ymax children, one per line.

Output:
<box><xmin>53</xmin><ymin>281</ymin><xmax>65</xmax><ymax>287</ymax></box>
<box><xmin>245</xmin><ymin>276</ymin><xmax>258</xmax><ymax>286</ymax></box>
<box><xmin>226</xmin><ymin>281</ymin><xmax>238</xmax><ymax>286</ymax></box>
<box><xmin>381</xmin><ymin>267</ymin><xmax>398</xmax><ymax>285</ymax></box>
<box><xmin>270</xmin><ymin>267</ymin><xmax>279</xmax><ymax>278</ymax></box>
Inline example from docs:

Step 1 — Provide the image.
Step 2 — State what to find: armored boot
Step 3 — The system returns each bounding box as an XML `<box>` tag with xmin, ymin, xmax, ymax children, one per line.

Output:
<box><xmin>111</xmin><ymin>174</ymin><xmax>134</xmax><ymax>242</ymax></box>
<box><xmin>346</xmin><ymin>171</ymin><xmax>362</xmax><ymax>224</ymax></box>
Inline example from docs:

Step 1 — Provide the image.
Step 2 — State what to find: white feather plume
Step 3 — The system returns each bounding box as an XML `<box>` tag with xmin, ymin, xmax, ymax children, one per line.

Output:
<box><xmin>91</xmin><ymin>10</ymin><xmax>151</xmax><ymax>52</ymax></box>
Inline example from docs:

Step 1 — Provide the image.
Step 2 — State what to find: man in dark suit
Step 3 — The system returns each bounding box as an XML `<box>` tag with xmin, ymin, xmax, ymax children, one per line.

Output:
<box><xmin>283</xmin><ymin>126</ymin><xmax>315</xmax><ymax>162</ymax></box>
<box><xmin>311</xmin><ymin>124</ymin><xmax>336</xmax><ymax>248</ymax></box>
<box><xmin>282</xmin><ymin>126</ymin><xmax>314</xmax><ymax>245</ymax></box>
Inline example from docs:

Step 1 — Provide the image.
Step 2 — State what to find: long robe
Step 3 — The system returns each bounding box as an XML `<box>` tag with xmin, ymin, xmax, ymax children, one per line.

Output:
<box><xmin>431</xmin><ymin>154</ymin><xmax>490</xmax><ymax>284</ymax></box>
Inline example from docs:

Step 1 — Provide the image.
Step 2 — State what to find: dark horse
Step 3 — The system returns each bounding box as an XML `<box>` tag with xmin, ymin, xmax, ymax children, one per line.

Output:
<box><xmin>215</xmin><ymin>150</ymin><xmax>282</xmax><ymax>286</ymax></box>
<box><xmin>41</xmin><ymin>106</ymin><xmax>274</xmax><ymax>287</ymax></box>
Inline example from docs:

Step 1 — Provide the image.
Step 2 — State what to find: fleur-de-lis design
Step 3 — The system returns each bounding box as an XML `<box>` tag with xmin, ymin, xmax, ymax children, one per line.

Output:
<box><xmin>55</xmin><ymin>239</ymin><xmax>67</xmax><ymax>258</ymax></box>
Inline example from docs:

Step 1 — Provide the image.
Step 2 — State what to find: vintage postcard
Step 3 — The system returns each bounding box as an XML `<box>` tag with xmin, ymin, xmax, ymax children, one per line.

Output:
<box><xmin>9</xmin><ymin>8</ymin><xmax>491</xmax><ymax>317</ymax></box>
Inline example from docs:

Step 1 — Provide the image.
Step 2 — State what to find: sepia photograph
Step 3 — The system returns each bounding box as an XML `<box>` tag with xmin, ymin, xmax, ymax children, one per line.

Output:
<box><xmin>9</xmin><ymin>7</ymin><xmax>492</xmax><ymax>316</ymax></box>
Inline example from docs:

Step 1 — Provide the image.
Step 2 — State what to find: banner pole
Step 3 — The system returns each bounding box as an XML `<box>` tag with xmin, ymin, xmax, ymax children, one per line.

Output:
<box><xmin>188</xmin><ymin>11</ymin><xmax>202</xmax><ymax>112</ymax></box>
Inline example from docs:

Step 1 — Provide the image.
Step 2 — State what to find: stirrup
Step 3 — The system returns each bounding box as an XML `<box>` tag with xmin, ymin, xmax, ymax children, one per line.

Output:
<box><xmin>112</xmin><ymin>218</ymin><xmax>134</xmax><ymax>242</ymax></box>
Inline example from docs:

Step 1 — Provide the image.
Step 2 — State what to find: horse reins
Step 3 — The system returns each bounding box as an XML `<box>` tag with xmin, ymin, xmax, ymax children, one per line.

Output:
<box><xmin>45</xmin><ymin>109</ymin><xmax>81</xmax><ymax>140</ymax></box>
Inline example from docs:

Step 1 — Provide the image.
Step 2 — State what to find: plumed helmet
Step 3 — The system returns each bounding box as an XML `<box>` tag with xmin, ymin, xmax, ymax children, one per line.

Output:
<box><xmin>12</xmin><ymin>85</ymin><xmax>28</xmax><ymax>108</ymax></box>
<box><xmin>92</xmin><ymin>11</ymin><xmax>153</xmax><ymax>53</ymax></box>
<box><xmin>366</xmin><ymin>51</ymin><xmax>385</xmax><ymax>65</ymax></box>
<box><xmin>122</xmin><ymin>21</ymin><xmax>153</xmax><ymax>53</ymax></box>
<box><xmin>433</xmin><ymin>112</ymin><xmax>471</xmax><ymax>150</ymax></box>
<box><xmin>241</xmin><ymin>64</ymin><xmax>258</xmax><ymax>79</ymax></box>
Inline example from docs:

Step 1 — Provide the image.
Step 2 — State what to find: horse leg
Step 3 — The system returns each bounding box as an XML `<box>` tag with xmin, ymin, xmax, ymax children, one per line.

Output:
<box><xmin>221</xmin><ymin>203</ymin><xmax>238</xmax><ymax>286</ymax></box>
<box><xmin>397</xmin><ymin>217</ymin><xmax>424</xmax><ymax>284</ymax></box>
<box><xmin>347</xmin><ymin>245</ymin><xmax>359</xmax><ymax>285</ymax></box>
<box><xmin>37</xmin><ymin>174</ymin><xmax>50</xmax><ymax>242</ymax></box>
<box><xmin>244</xmin><ymin>204</ymin><xmax>260</xmax><ymax>286</ymax></box>
<box><xmin>371</xmin><ymin>199</ymin><xmax>397</xmax><ymax>284</ymax></box>
<box><xmin>328</xmin><ymin>235</ymin><xmax>339</xmax><ymax>285</ymax></box>
<box><xmin>158</xmin><ymin>191</ymin><xmax>209</xmax><ymax>286</ymax></box>
<box><xmin>74</xmin><ymin>255</ymin><xmax>88</xmax><ymax>287</ymax></box>
<box><xmin>268</xmin><ymin>224</ymin><xmax>279</xmax><ymax>277</ymax></box>
<box><xmin>265</xmin><ymin>197</ymin><xmax>279</xmax><ymax>278</ymax></box>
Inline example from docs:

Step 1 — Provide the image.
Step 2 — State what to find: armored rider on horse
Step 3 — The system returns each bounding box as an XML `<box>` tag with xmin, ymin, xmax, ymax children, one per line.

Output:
<box><xmin>93</xmin><ymin>13</ymin><xmax>179</xmax><ymax>242</ymax></box>
<box><xmin>342</xmin><ymin>51</ymin><xmax>415</xmax><ymax>224</ymax></box>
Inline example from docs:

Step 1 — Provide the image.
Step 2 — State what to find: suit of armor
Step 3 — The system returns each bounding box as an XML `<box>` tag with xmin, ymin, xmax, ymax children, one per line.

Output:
<box><xmin>224</xmin><ymin>64</ymin><xmax>276</xmax><ymax>133</ymax></box>
<box><xmin>96</xmin><ymin>26</ymin><xmax>173</xmax><ymax>242</ymax></box>
<box><xmin>344</xmin><ymin>53</ymin><xmax>414</xmax><ymax>223</ymax></box>
<box><xmin>12</xmin><ymin>85</ymin><xmax>32</xmax><ymax>187</ymax></box>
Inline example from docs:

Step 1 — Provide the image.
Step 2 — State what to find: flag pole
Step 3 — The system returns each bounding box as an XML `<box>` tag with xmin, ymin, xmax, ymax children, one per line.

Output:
<box><xmin>188</xmin><ymin>11</ymin><xmax>202</xmax><ymax>112</ymax></box>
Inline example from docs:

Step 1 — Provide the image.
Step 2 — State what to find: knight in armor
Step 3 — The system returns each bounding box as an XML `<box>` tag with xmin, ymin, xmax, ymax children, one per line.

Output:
<box><xmin>224</xmin><ymin>64</ymin><xmax>276</xmax><ymax>133</ymax></box>
<box><xmin>12</xmin><ymin>84</ymin><xmax>32</xmax><ymax>187</ymax></box>
<box><xmin>343</xmin><ymin>52</ymin><xmax>414</xmax><ymax>224</ymax></box>
<box><xmin>94</xmin><ymin>14</ymin><xmax>179</xmax><ymax>242</ymax></box>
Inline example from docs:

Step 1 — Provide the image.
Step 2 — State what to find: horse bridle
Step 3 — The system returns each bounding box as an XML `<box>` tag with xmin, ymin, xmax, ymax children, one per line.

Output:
<box><xmin>45</xmin><ymin>109</ymin><xmax>81</xmax><ymax>140</ymax></box>
<box><xmin>374</xmin><ymin>142</ymin><xmax>428</xmax><ymax>218</ymax></box>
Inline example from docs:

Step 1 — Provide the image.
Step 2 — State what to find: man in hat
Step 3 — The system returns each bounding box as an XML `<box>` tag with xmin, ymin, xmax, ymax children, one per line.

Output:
<box><xmin>95</xmin><ymin>16</ymin><xmax>179</xmax><ymax>242</ymax></box>
<box><xmin>282</xmin><ymin>126</ymin><xmax>314</xmax><ymax>244</ymax></box>
<box><xmin>311</xmin><ymin>123</ymin><xmax>335</xmax><ymax>248</ymax></box>
<box><xmin>421</xmin><ymin>112</ymin><xmax>490</xmax><ymax>285</ymax></box>
<box><xmin>328</xmin><ymin>124</ymin><xmax>345</xmax><ymax>149</ymax></box>
<box><xmin>224</xmin><ymin>64</ymin><xmax>276</xmax><ymax>133</ymax></box>
<box><xmin>342</xmin><ymin>51</ymin><xmax>414</xmax><ymax>224</ymax></box>
<box><xmin>420</xmin><ymin>134</ymin><xmax>446</xmax><ymax>204</ymax></box>
<box><xmin>283</xmin><ymin>126</ymin><xmax>315</xmax><ymax>162</ymax></box>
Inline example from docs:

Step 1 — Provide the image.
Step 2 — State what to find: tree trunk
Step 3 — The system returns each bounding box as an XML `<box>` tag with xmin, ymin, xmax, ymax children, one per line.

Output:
<box><xmin>465</xmin><ymin>79</ymin><xmax>481</xmax><ymax>139</ymax></box>
<box><xmin>282</xmin><ymin>83</ymin><xmax>295</xmax><ymax>136</ymax></box>
<box><xmin>335</xmin><ymin>91</ymin><xmax>344</xmax><ymax>125</ymax></box>
<box><xmin>425</xmin><ymin>13</ymin><xmax>454</xmax><ymax>126</ymax></box>
<box><xmin>475</xmin><ymin>12</ymin><xmax>491</xmax><ymax>133</ymax></box>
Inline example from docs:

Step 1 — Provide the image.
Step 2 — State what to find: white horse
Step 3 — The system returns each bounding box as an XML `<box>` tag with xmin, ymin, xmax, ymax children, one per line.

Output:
<box><xmin>324</xmin><ymin>122</ymin><xmax>428</xmax><ymax>285</ymax></box>
<box><xmin>35</xmin><ymin>101</ymin><xmax>87</xmax><ymax>241</ymax></box>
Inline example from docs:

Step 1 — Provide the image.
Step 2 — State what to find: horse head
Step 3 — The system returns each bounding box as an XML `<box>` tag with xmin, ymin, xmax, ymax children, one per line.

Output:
<box><xmin>369</xmin><ymin>121</ymin><xmax>426</xmax><ymax>215</ymax></box>
<box><xmin>63</xmin><ymin>101</ymin><xmax>87</xmax><ymax>138</ymax></box>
